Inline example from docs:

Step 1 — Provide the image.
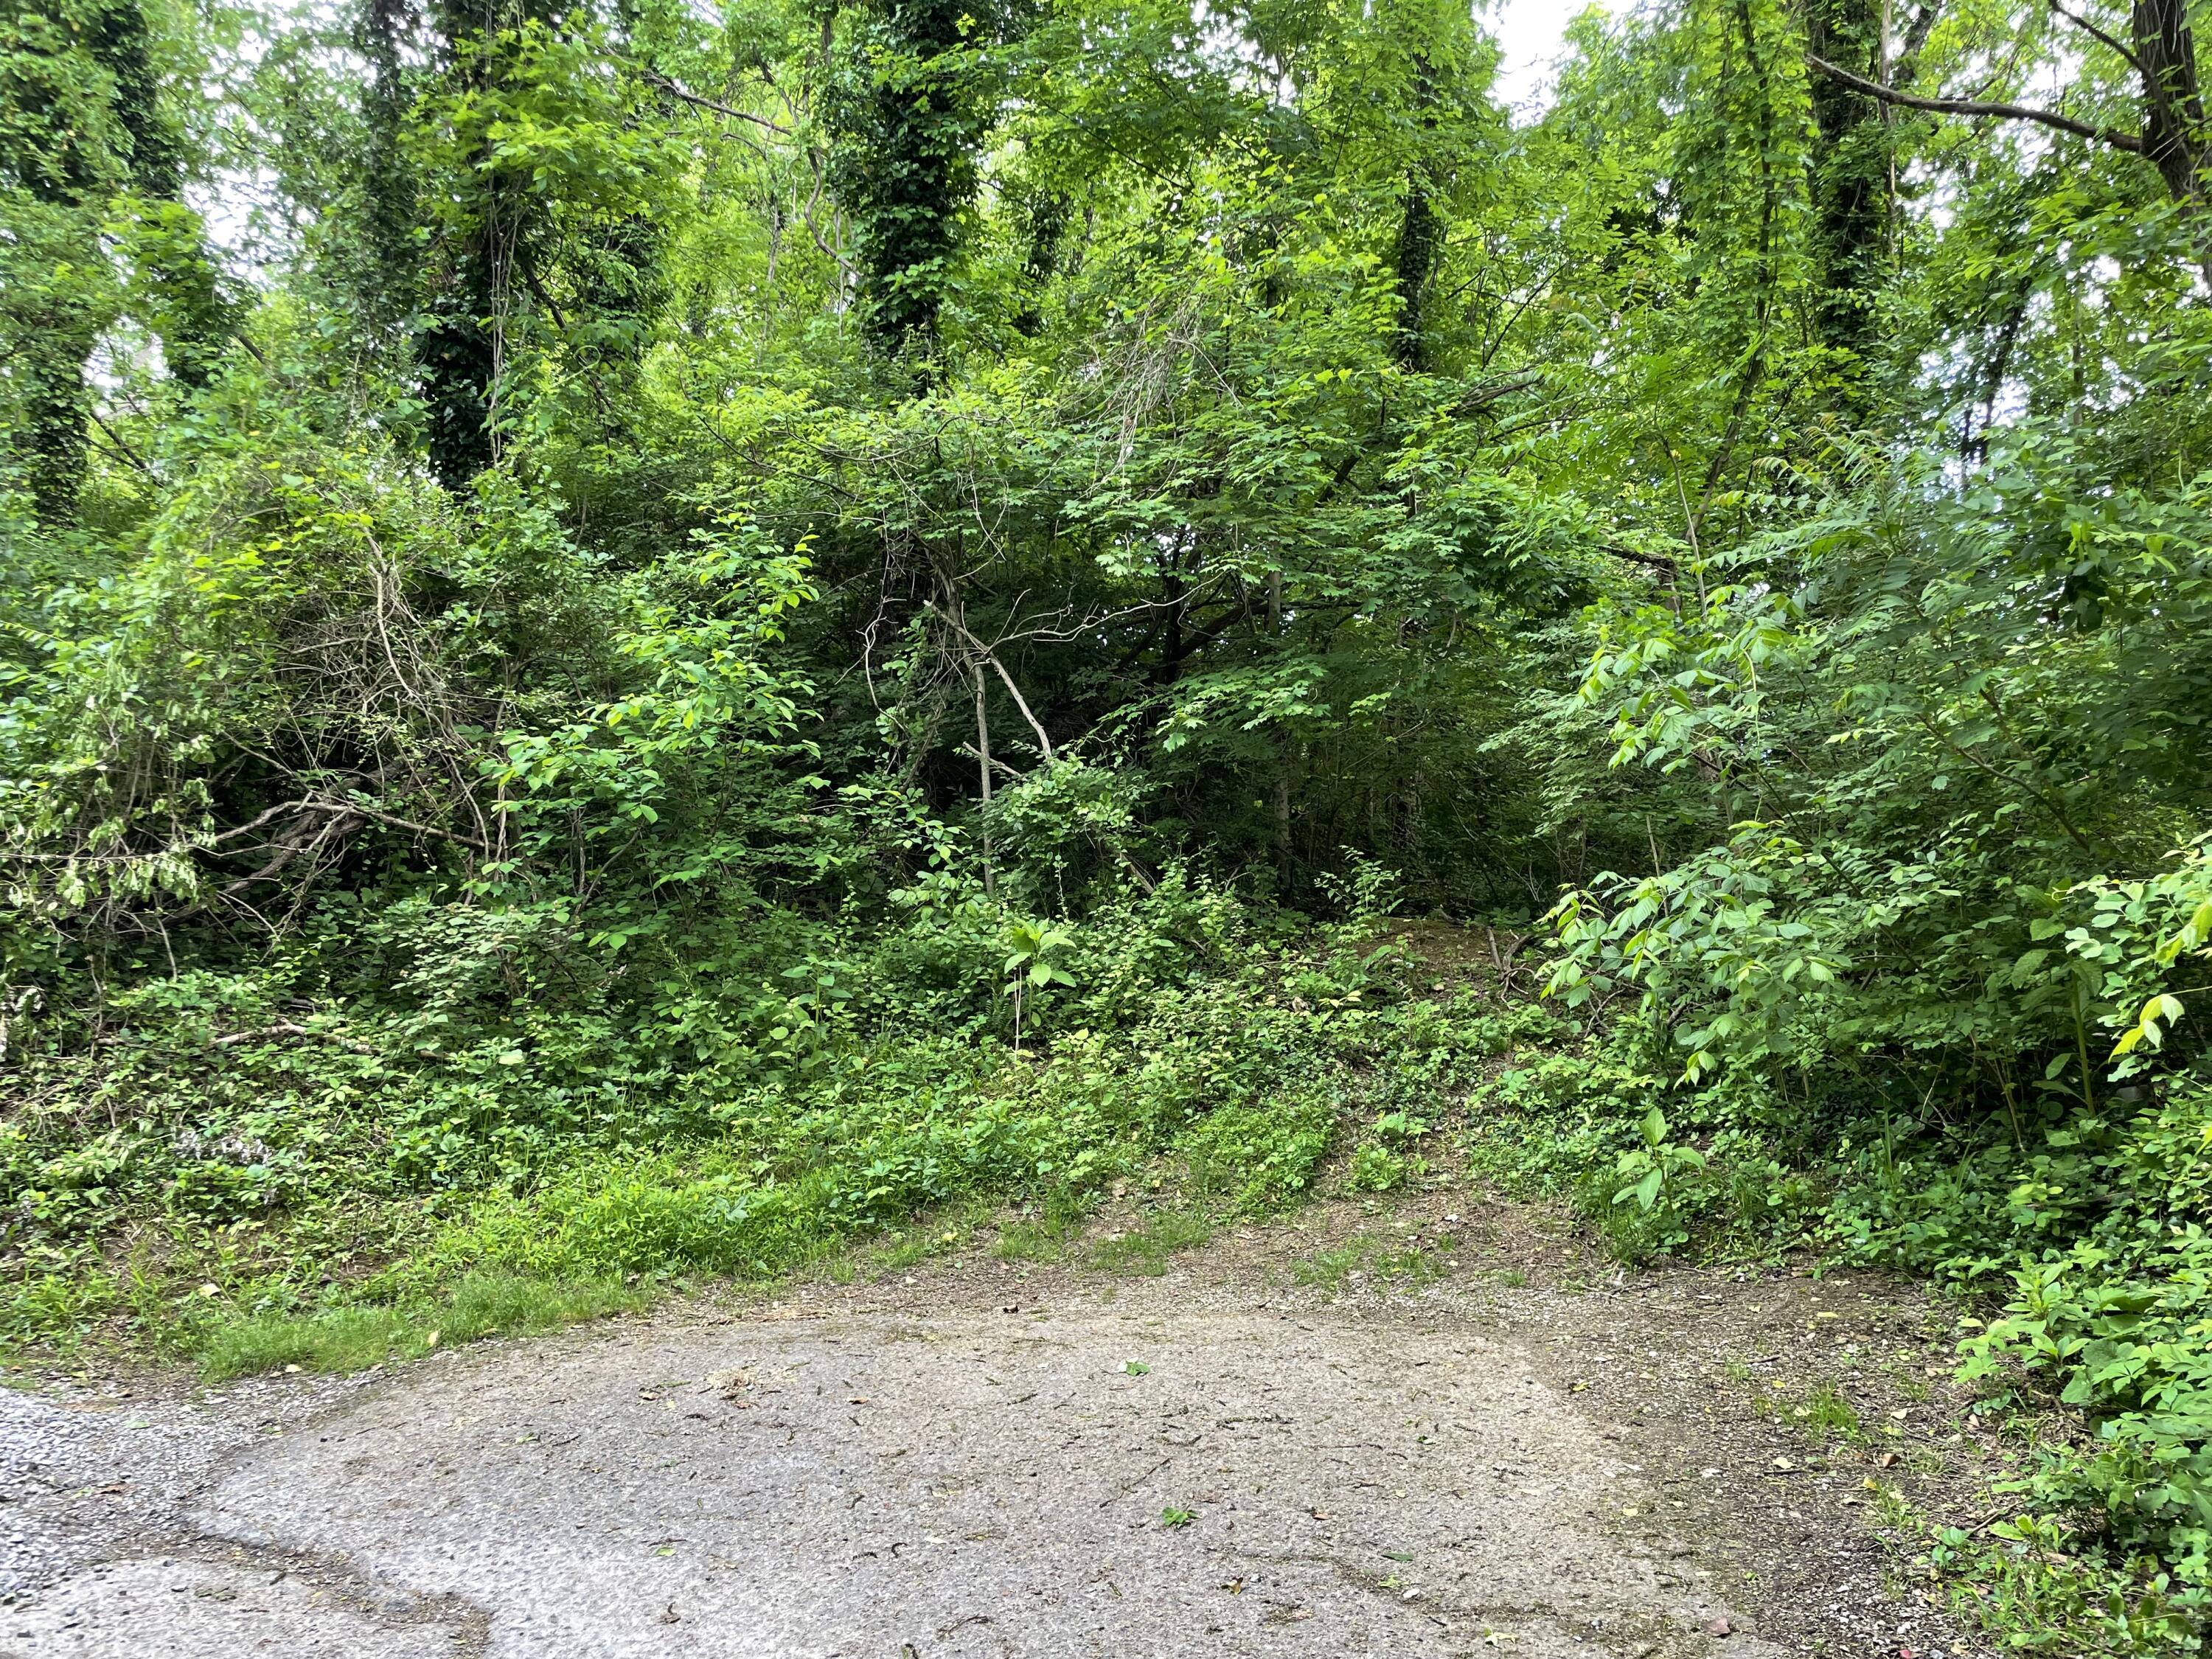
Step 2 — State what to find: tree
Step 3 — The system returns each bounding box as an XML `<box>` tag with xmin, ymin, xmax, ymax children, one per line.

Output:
<box><xmin>828</xmin><ymin>0</ymin><xmax>991</xmax><ymax>366</ymax></box>
<box><xmin>0</xmin><ymin>0</ymin><xmax>227</xmax><ymax>521</ymax></box>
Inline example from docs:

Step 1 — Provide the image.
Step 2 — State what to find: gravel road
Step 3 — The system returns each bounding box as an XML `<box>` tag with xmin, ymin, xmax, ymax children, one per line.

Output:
<box><xmin>0</xmin><ymin>1194</ymin><xmax>1991</xmax><ymax>1658</ymax></box>
<box><xmin>0</xmin><ymin>1296</ymin><xmax>1778</xmax><ymax>1658</ymax></box>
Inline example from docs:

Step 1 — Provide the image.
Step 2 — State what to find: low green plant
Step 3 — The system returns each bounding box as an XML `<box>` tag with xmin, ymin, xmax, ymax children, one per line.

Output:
<box><xmin>1091</xmin><ymin>1208</ymin><xmax>1213</xmax><ymax>1276</ymax></box>
<box><xmin>1750</xmin><ymin>1377</ymin><xmax>1863</xmax><ymax>1444</ymax></box>
<box><xmin>1293</xmin><ymin>1232</ymin><xmax>1453</xmax><ymax>1293</ymax></box>
<box><xmin>198</xmin><ymin>1274</ymin><xmax>641</xmax><ymax>1381</ymax></box>
<box><xmin>1612</xmin><ymin>1105</ymin><xmax>1706</xmax><ymax>1214</ymax></box>
<box><xmin>1003</xmin><ymin>919</ymin><xmax>1077</xmax><ymax>1052</ymax></box>
<box><xmin>4</xmin><ymin>874</ymin><xmax>1459</xmax><ymax>1368</ymax></box>
<box><xmin>1178</xmin><ymin>1098</ymin><xmax>1335</xmax><ymax>1214</ymax></box>
<box><xmin>1570</xmin><ymin>1105</ymin><xmax>1714</xmax><ymax>1265</ymax></box>
<box><xmin>1927</xmin><ymin>1511</ymin><xmax>2205</xmax><ymax>1656</ymax></box>
<box><xmin>1346</xmin><ymin>1142</ymin><xmax>1413</xmax><ymax>1192</ymax></box>
<box><xmin>994</xmin><ymin>1200</ymin><xmax>1085</xmax><ymax>1262</ymax></box>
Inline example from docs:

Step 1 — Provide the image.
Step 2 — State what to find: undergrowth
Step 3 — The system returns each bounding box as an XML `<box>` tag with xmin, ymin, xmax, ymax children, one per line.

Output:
<box><xmin>1</xmin><ymin>874</ymin><xmax>1516</xmax><ymax>1381</ymax></box>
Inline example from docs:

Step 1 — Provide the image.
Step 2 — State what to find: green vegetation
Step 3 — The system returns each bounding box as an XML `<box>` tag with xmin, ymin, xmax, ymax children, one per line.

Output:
<box><xmin>199</xmin><ymin>1272</ymin><xmax>642</xmax><ymax>1381</ymax></box>
<box><xmin>6</xmin><ymin>0</ymin><xmax>2212</xmax><ymax>1648</ymax></box>
<box><xmin>1091</xmin><ymin>1207</ymin><xmax>1215</xmax><ymax>1276</ymax></box>
<box><xmin>1293</xmin><ymin>1231</ymin><xmax>1454</xmax><ymax>1293</ymax></box>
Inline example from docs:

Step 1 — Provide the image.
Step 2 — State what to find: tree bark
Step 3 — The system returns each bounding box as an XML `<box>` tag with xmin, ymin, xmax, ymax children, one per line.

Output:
<box><xmin>2134</xmin><ymin>0</ymin><xmax>2210</xmax><ymax>208</ymax></box>
<box><xmin>973</xmin><ymin>660</ymin><xmax>994</xmax><ymax>896</ymax></box>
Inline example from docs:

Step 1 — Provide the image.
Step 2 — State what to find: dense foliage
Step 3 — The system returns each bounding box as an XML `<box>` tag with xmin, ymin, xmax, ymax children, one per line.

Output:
<box><xmin>8</xmin><ymin>0</ymin><xmax>2212</xmax><ymax>1646</ymax></box>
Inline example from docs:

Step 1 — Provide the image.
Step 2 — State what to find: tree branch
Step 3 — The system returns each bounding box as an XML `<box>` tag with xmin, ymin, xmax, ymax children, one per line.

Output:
<box><xmin>1599</xmin><ymin>542</ymin><xmax>1680</xmax><ymax>575</ymax></box>
<box><xmin>925</xmin><ymin>602</ymin><xmax>1057</xmax><ymax>764</ymax></box>
<box><xmin>641</xmin><ymin>71</ymin><xmax>793</xmax><ymax>135</ymax></box>
<box><xmin>2048</xmin><ymin>0</ymin><xmax>2148</xmax><ymax>80</ymax></box>
<box><xmin>215</xmin><ymin>798</ymin><xmax>490</xmax><ymax>853</ymax></box>
<box><xmin>88</xmin><ymin>410</ymin><xmax>154</xmax><ymax>478</ymax></box>
<box><xmin>1805</xmin><ymin>52</ymin><xmax>2144</xmax><ymax>153</ymax></box>
<box><xmin>211</xmin><ymin>1021</ymin><xmax>377</xmax><ymax>1055</ymax></box>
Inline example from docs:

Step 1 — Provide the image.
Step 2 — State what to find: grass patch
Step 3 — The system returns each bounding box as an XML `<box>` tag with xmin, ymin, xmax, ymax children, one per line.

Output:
<box><xmin>1798</xmin><ymin>1380</ymin><xmax>1862</xmax><ymax>1441</ymax></box>
<box><xmin>198</xmin><ymin>1273</ymin><xmax>642</xmax><ymax>1381</ymax></box>
<box><xmin>1091</xmin><ymin>1208</ymin><xmax>1214</xmax><ymax>1275</ymax></box>
<box><xmin>1293</xmin><ymin>1231</ymin><xmax>1454</xmax><ymax>1293</ymax></box>
<box><xmin>864</xmin><ymin>1200</ymin><xmax>996</xmax><ymax>1274</ymax></box>
<box><xmin>995</xmin><ymin>1205</ymin><xmax>1085</xmax><ymax>1262</ymax></box>
<box><xmin>1178</xmin><ymin>1099</ymin><xmax>1335</xmax><ymax>1213</ymax></box>
<box><xmin>1733</xmin><ymin>1371</ymin><xmax>1868</xmax><ymax>1447</ymax></box>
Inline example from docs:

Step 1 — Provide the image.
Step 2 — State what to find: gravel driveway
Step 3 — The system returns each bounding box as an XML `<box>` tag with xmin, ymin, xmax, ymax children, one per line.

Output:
<box><xmin>0</xmin><ymin>1305</ymin><xmax>1768</xmax><ymax>1656</ymax></box>
<box><xmin>0</xmin><ymin>1198</ymin><xmax>1987</xmax><ymax>1658</ymax></box>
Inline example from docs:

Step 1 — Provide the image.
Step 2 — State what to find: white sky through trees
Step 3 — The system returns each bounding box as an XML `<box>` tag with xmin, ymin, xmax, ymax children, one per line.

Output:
<box><xmin>1486</xmin><ymin>0</ymin><xmax>1635</xmax><ymax>117</ymax></box>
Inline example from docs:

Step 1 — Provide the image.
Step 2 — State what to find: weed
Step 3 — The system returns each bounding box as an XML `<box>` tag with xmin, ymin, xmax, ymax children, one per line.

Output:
<box><xmin>199</xmin><ymin>1274</ymin><xmax>639</xmax><ymax>1381</ymax></box>
<box><xmin>869</xmin><ymin>1206</ymin><xmax>988</xmax><ymax>1274</ymax></box>
<box><xmin>1091</xmin><ymin>1209</ymin><xmax>1213</xmax><ymax>1276</ymax></box>
<box><xmin>1293</xmin><ymin>1233</ymin><xmax>1452</xmax><ymax>1293</ymax></box>
<box><xmin>1346</xmin><ymin>1143</ymin><xmax>1408</xmax><ymax>1192</ymax></box>
<box><xmin>1179</xmin><ymin>1100</ymin><xmax>1335</xmax><ymax>1214</ymax></box>
<box><xmin>1927</xmin><ymin>1510</ymin><xmax>2205</xmax><ymax>1655</ymax></box>
<box><xmin>995</xmin><ymin>1198</ymin><xmax>1086</xmax><ymax>1262</ymax></box>
<box><xmin>1797</xmin><ymin>1382</ymin><xmax>1863</xmax><ymax>1443</ymax></box>
<box><xmin>1883</xmin><ymin>1363</ymin><xmax>1934</xmax><ymax>1404</ymax></box>
<box><xmin>1294</xmin><ymin>1238</ymin><xmax>1373</xmax><ymax>1292</ymax></box>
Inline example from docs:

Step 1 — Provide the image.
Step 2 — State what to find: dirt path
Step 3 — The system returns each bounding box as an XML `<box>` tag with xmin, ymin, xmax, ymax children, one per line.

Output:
<box><xmin>0</xmin><ymin>1194</ymin><xmax>1997</xmax><ymax>1658</ymax></box>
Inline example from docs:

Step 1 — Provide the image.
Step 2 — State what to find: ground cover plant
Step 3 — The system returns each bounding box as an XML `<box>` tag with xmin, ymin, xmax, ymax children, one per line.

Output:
<box><xmin>7</xmin><ymin>0</ymin><xmax>2212</xmax><ymax>1648</ymax></box>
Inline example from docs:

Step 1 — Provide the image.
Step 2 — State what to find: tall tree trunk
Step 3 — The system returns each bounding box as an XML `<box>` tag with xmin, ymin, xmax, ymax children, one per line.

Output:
<box><xmin>1803</xmin><ymin>0</ymin><xmax>1891</xmax><ymax>383</ymax></box>
<box><xmin>839</xmin><ymin>0</ymin><xmax>984</xmax><ymax>369</ymax></box>
<box><xmin>356</xmin><ymin>0</ymin><xmax>420</xmax><ymax>336</ymax></box>
<box><xmin>973</xmin><ymin>657</ymin><xmax>993</xmax><ymax>897</ymax></box>
<box><xmin>419</xmin><ymin>0</ymin><xmax>514</xmax><ymax>488</ymax></box>
<box><xmin>2135</xmin><ymin>0</ymin><xmax>2210</xmax><ymax>209</ymax></box>
<box><xmin>89</xmin><ymin>0</ymin><xmax>230</xmax><ymax>387</ymax></box>
<box><xmin>1155</xmin><ymin>546</ymin><xmax>1189</xmax><ymax>685</ymax></box>
<box><xmin>1392</xmin><ymin>52</ymin><xmax>1440</xmax><ymax>372</ymax></box>
<box><xmin>5</xmin><ymin>0</ymin><xmax>227</xmax><ymax>523</ymax></box>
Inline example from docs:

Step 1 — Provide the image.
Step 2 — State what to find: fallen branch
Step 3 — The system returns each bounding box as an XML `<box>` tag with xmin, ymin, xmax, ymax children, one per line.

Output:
<box><xmin>211</xmin><ymin>1021</ymin><xmax>378</xmax><ymax>1055</ymax></box>
<box><xmin>230</xmin><ymin>798</ymin><xmax>490</xmax><ymax>852</ymax></box>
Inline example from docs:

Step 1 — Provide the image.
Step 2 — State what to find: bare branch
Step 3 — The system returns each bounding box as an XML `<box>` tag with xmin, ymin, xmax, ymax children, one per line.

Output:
<box><xmin>1805</xmin><ymin>52</ymin><xmax>2145</xmax><ymax>153</ymax></box>
<box><xmin>88</xmin><ymin>410</ymin><xmax>154</xmax><ymax>478</ymax></box>
<box><xmin>925</xmin><ymin>601</ymin><xmax>1057</xmax><ymax>763</ymax></box>
<box><xmin>641</xmin><ymin>71</ymin><xmax>793</xmax><ymax>135</ymax></box>
<box><xmin>210</xmin><ymin>1021</ymin><xmax>377</xmax><ymax>1055</ymax></box>
<box><xmin>2048</xmin><ymin>0</ymin><xmax>2148</xmax><ymax>79</ymax></box>
<box><xmin>205</xmin><ymin>800</ymin><xmax>313</xmax><ymax>845</ymax></box>
<box><xmin>285</xmin><ymin>799</ymin><xmax>490</xmax><ymax>852</ymax></box>
<box><xmin>1599</xmin><ymin>542</ymin><xmax>1681</xmax><ymax>575</ymax></box>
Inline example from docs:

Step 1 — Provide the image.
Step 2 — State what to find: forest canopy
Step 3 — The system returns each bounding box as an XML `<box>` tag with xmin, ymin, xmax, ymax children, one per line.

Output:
<box><xmin>8</xmin><ymin>0</ymin><xmax>2212</xmax><ymax>1646</ymax></box>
